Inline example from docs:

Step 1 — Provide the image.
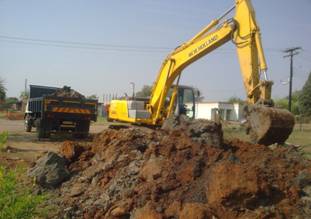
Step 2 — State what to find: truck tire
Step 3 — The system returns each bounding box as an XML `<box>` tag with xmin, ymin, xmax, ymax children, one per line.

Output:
<box><xmin>74</xmin><ymin>120</ymin><xmax>90</xmax><ymax>138</ymax></box>
<box><xmin>36</xmin><ymin>119</ymin><xmax>51</xmax><ymax>139</ymax></box>
<box><xmin>24</xmin><ymin>117</ymin><xmax>32</xmax><ymax>132</ymax></box>
<box><xmin>25</xmin><ymin>123</ymin><xmax>32</xmax><ymax>132</ymax></box>
<box><xmin>37</xmin><ymin>126</ymin><xmax>45</xmax><ymax>139</ymax></box>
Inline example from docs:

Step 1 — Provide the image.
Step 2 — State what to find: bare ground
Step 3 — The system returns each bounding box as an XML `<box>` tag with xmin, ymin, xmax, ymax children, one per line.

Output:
<box><xmin>0</xmin><ymin>118</ymin><xmax>108</xmax><ymax>162</ymax></box>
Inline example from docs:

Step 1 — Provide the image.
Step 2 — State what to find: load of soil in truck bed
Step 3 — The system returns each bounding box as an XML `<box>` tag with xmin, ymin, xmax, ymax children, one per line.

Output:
<box><xmin>49</xmin><ymin>86</ymin><xmax>85</xmax><ymax>99</ymax></box>
<box><xmin>32</xmin><ymin>119</ymin><xmax>311</xmax><ymax>219</ymax></box>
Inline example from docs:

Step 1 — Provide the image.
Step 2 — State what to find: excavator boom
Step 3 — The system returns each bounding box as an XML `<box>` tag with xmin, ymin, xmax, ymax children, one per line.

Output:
<box><xmin>108</xmin><ymin>0</ymin><xmax>295</xmax><ymax>145</ymax></box>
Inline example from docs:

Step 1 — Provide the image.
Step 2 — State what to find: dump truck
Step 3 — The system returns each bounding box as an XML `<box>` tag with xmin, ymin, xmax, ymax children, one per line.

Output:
<box><xmin>24</xmin><ymin>85</ymin><xmax>98</xmax><ymax>138</ymax></box>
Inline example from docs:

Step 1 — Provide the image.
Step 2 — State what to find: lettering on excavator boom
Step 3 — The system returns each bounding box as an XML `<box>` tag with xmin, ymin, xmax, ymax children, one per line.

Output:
<box><xmin>188</xmin><ymin>35</ymin><xmax>218</xmax><ymax>57</ymax></box>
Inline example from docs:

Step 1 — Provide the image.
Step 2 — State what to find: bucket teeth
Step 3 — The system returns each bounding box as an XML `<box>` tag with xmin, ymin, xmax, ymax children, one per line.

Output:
<box><xmin>245</xmin><ymin>105</ymin><xmax>295</xmax><ymax>145</ymax></box>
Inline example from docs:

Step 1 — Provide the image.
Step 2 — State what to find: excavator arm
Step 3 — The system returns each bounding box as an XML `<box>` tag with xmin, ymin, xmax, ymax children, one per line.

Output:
<box><xmin>148</xmin><ymin>19</ymin><xmax>234</xmax><ymax>124</ymax></box>
<box><xmin>149</xmin><ymin>0</ymin><xmax>270</xmax><ymax>122</ymax></box>
<box><xmin>146</xmin><ymin>0</ymin><xmax>294</xmax><ymax>144</ymax></box>
<box><xmin>109</xmin><ymin>0</ymin><xmax>295</xmax><ymax>145</ymax></box>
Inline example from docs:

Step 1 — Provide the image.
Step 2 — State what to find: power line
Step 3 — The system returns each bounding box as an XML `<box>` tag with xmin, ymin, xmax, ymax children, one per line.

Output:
<box><xmin>0</xmin><ymin>34</ymin><xmax>171</xmax><ymax>50</ymax></box>
<box><xmin>283</xmin><ymin>47</ymin><xmax>302</xmax><ymax>112</ymax></box>
<box><xmin>0</xmin><ymin>33</ymin><xmax>286</xmax><ymax>54</ymax></box>
<box><xmin>0</xmin><ymin>39</ymin><xmax>170</xmax><ymax>53</ymax></box>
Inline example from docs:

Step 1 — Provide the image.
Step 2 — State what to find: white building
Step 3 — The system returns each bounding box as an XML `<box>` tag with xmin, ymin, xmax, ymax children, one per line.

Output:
<box><xmin>194</xmin><ymin>102</ymin><xmax>244</xmax><ymax>121</ymax></box>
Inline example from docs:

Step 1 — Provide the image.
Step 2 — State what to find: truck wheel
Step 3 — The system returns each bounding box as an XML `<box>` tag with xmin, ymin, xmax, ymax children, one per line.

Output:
<box><xmin>25</xmin><ymin>120</ymin><xmax>32</xmax><ymax>132</ymax></box>
<box><xmin>107</xmin><ymin>115</ymin><xmax>113</xmax><ymax>122</ymax></box>
<box><xmin>36</xmin><ymin>119</ymin><xmax>51</xmax><ymax>139</ymax></box>
<box><xmin>37</xmin><ymin>126</ymin><xmax>45</xmax><ymax>139</ymax></box>
<box><xmin>74</xmin><ymin>120</ymin><xmax>90</xmax><ymax>138</ymax></box>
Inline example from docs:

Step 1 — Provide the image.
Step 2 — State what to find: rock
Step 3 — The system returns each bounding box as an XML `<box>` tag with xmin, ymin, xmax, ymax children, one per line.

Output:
<box><xmin>207</xmin><ymin>162</ymin><xmax>260</xmax><ymax>208</ymax></box>
<box><xmin>179</xmin><ymin>203</ymin><xmax>210</xmax><ymax>219</ymax></box>
<box><xmin>131</xmin><ymin>203</ymin><xmax>162</xmax><ymax>219</ymax></box>
<box><xmin>140</xmin><ymin>157</ymin><xmax>163</xmax><ymax>182</ymax></box>
<box><xmin>69</xmin><ymin>184</ymin><xmax>85</xmax><ymax>197</ymax></box>
<box><xmin>110</xmin><ymin>206</ymin><xmax>128</xmax><ymax>217</ymax></box>
<box><xmin>28</xmin><ymin>152</ymin><xmax>70</xmax><ymax>188</ymax></box>
<box><xmin>303</xmin><ymin>186</ymin><xmax>311</xmax><ymax>197</ymax></box>
<box><xmin>59</xmin><ymin>141</ymin><xmax>85</xmax><ymax>161</ymax></box>
<box><xmin>301</xmin><ymin>196</ymin><xmax>311</xmax><ymax>216</ymax></box>
<box><xmin>162</xmin><ymin>115</ymin><xmax>223</xmax><ymax>148</ymax></box>
<box><xmin>164</xmin><ymin>201</ymin><xmax>181</xmax><ymax>218</ymax></box>
<box><xmin>294</xmin><ymin>171</ymin><xmax>311</xmax><ymax>189</ymax></box>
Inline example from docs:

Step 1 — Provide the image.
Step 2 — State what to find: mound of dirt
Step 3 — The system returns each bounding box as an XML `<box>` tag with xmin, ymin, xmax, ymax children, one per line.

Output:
<box><xmin>162</xmin><ymin>115</ymin><xmax>223</xmax><ymax>147</ymax></box>
<box><xmin>41</xmin><ymin>124</ymin><xmax>310</xmax><ymax>218</ymax></box>
<box><xmin>49</xmin><ymin>86</ymin><xmax>85</xmax><ymax>99</ymax></box>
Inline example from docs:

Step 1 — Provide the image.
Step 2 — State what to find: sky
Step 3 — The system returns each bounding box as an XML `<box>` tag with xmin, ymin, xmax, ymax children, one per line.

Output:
<box><xmin>0</xmin><ymin>0</ymin><xmax>311</xmax><ymax>102</ymax></box>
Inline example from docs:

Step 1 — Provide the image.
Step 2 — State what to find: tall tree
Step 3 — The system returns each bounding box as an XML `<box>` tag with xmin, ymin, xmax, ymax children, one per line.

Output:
<box><xmin>0</xmin><ymin>78</ymin><xmax>6</xmax><ymax>102</ymax></box>
<box><xmin>228</xmin><ymin>96</ymin><xmax>245</xmax><ymax>104</ymax></box>
<box><xmin>135</xmin><ymin>85</ymin><xmax>152</xmax><ymax>98</ymax></box>
<box><xmin>275</xmin><ymin>90</ymin><xmax>301</xmax><ymax>115</ymax></box>
<box><xmin>20</xmin><ymin>91</ymin><xmax>29</xmax><ymax>100</ymax></box>
<box><xmin>299</xmin><ymin>72</ymin><xmax>311</xmax><ymax>116</ymax></box>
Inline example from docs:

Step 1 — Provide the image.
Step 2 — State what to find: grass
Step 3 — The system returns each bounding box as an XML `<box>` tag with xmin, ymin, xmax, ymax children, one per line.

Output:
<box><xmin>223</xmin><ymin>123</ymin><xmax>249</xmax><ymax>142</ymax></box>
<box><xmin>288</xmin><ymin>123</ymin><xmax>311</xmax><ymax>159</ymax></box>
<box><xmin>223</xmin><ymin>122</ymin><xmax>311</xmax><ymax>145</ymax></box>
<box><xmin>223</xmin><ymin>122</ymin><xmax>311</xmax><ymax>159</ymax></box>
<box><xmin>0</xmin><ymin>131</ymin><xmax>8</xmax><ymax>151</ymax></box>
<box><xmin>0</xmin><ymin>167</ymin><xmax>46</xmax><ymax>219</ymax></box>
<box><xmin>0</xmin><ymin>131</ymin><xmax>48</xmax><ymax>219</ymax></box>
<box><xmin>288</xmin><ymin>128</ymin><xmax>311</xmax><ymax>147</ymax></box>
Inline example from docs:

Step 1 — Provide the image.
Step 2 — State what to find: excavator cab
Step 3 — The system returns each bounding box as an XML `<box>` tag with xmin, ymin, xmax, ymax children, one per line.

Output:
<box><xmin>174</xmin><ymin>86</ymin><xmax>196</xmax><ymax>119</ymax></box>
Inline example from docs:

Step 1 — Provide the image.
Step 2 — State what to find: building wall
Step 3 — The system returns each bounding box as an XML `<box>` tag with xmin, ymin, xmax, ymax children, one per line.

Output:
<box><xmin>193</xmin><ymin>102</ymin><xmax>244</xmax><ymax>121</ymax></box>
<box><xmin>195</xmin><ymin>103</ymin><xmax>218</xmax><ymax>120</ymax></box>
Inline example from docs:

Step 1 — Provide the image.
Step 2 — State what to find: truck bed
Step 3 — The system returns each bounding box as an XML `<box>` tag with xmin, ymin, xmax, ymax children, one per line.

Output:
<box><xmin>28</xmin><ymin>96</ymin><xmax>97</xmax><ymax>121</ymax></box>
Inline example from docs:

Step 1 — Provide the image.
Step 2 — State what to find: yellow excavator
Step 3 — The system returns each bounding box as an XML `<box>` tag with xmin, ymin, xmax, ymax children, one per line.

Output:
<box><xmin>108</xmin><ymin>0</ymin><xmax>295</xmax><ymax>145</ymax></box>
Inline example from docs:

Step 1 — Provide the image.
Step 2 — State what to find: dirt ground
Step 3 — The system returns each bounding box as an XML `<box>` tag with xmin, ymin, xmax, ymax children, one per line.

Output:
<box><xmin>0</xmin><ymin>118</ymin><xmax>108</xmax><ymax>162</ymax></box>
<box><xmin>2</xmin><ymin>118</ymin><xmax>311</xmax><ymax>218</ymax></box>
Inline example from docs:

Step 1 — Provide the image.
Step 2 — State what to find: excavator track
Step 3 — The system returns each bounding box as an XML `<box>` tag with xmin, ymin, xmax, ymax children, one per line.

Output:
<box><xmin>245</xmin><ymin>105</ymin><xmax>295</xmax><ymax>145</ymax></box>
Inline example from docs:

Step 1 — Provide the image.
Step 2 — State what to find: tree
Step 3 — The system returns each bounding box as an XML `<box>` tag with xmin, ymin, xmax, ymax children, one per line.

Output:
<box><xmin>87</xmin><ymin>95</ymin><xmax>98</xmax><ymax>100</ymax></box>
<box><xmin>228</xmin><ymin>96</ymin><xmax>245</xmax><ymax>104</ymax></box>
<box><xmin>0</xmin><ymin>78</ymin><xmax>6</xmax><ymax>102</ymax></box>
<box><xmin>20</xmin><ymin>91</ymin><xmax>29</xmax><ymax>100</ymax></box>
<box><xmin>136</xmin><ymin>85</ymin><xmax>152</xmax><ymax>98</ymax></box>
<box><xmin>5</xmin><ymin>97</ymin><xmax>18</xmax><ymax>105</ymax></box>
<box><xmin>274</xmin><ymin>90</ymin><xmax>301</xmax><ymax>115</ymax></box>
<box><xmin>299</xmin><ymin>72</ymin><xmax>311</xmax><ymax>116</ymax></box>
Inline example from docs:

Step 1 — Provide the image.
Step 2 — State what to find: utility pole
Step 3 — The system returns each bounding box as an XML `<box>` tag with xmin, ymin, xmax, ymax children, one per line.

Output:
<box><xmin>130</xmin><ymin>82</ymin><xmax>135</xmax><ymax>99</ymax></box>
<box><xmin>24</xmin><ymin>78</ymin><xmax>28</xmax><ymax>94</ymax></box>
<box><xmin>283</xmin><ymin>47</ymin><xmax>302</xmax><ymax>112</ymax></box>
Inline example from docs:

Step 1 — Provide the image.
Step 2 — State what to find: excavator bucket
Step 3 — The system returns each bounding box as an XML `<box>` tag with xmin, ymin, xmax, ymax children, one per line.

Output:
<box><xmin>245</xmin><ymin>105</ymin><xmax>295</xmax><ymax>145</ymax></box>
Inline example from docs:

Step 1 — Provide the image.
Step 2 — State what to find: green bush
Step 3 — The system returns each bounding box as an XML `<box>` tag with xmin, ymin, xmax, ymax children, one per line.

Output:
<box><xmin>0</xmin><ymin>167</ymin><xmax>45</xmax><ymax>219</ymax></box>
<box><xmin>0</xmin><ymin>131</ymin><xmax>8</xmax><ymax>150</ymax></box>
